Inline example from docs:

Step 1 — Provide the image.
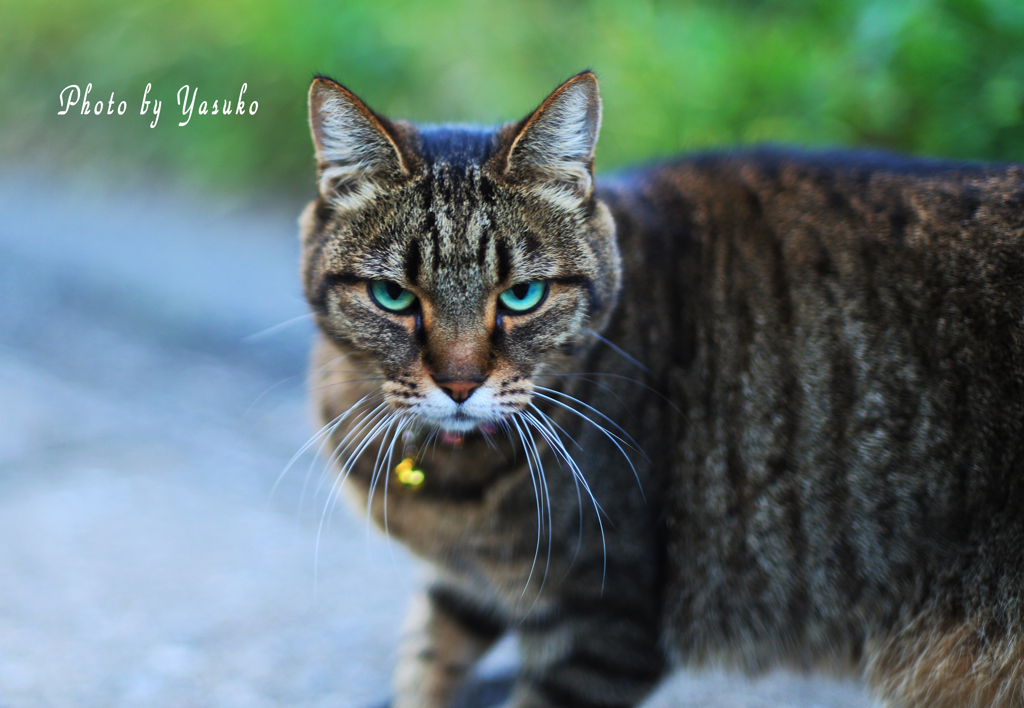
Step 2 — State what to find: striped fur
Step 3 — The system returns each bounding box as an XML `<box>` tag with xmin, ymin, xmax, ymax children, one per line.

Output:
<box><xmin>301</xmin><ymin>73</ymin><xmax>1024</xmax><ymax>706</ymax></box>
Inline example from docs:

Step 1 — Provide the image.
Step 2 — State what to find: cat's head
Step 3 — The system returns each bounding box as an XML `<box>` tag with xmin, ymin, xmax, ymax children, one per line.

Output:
<box><xmin>301</xmin><ymin>72</ymin><xmax>621</xmax><ymax>434</ymax></box>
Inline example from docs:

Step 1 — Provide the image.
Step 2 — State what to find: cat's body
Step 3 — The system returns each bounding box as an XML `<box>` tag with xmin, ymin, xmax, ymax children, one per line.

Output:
<box><xmin>300</xmin><ymin>72</ymin><xmax>1024</xmax><ymax>707</ymax></box>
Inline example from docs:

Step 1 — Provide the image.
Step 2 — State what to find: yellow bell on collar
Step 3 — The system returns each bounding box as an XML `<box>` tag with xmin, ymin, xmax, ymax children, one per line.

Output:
<box><xmin>395</xmin><ymin>457</ymin><xmax>425</xmax><ymax>487</ymax></box>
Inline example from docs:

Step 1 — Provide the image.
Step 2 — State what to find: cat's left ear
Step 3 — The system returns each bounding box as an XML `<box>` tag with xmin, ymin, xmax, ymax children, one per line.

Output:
<box><xmin>308</xmin><ymin>76</ymin><xmax>410</xmax><ymax>209</ymax></box>
<box><xmin>504</xmin><ymin>71</ymin><xmax>602</xmax><ymax>208</ymax></box>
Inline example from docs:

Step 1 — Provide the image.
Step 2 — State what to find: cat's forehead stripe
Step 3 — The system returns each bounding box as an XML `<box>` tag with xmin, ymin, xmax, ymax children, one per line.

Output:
<box><xmin>407</xmin><ymin>161</ymin><xmax>497</xmax><ymax>288</ymax></box>
<box><xmin>495</xmin><ymin>239</ymin><xmax>512</xmax><ymax>283</ymax></box>
<box><xmin>475</xmin><ymin>227</ymin><xmax>490</xmax><ymax>268</ymax></box>
<box><xmin>403</xmin><ymin>235</ymin><xmax>422</xmax><ymax>285</ymax></box>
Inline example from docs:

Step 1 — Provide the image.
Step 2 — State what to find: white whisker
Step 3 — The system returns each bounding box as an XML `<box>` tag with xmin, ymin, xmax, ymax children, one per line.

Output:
<box><xmin>314</xmin><ymin>404</ymin><xmax>406</xmax><ymax>591</ymax></box>
<box><xmin>519</xmin><ymin>413</ymin><xmax>553</xmax><ymax>588</ymax></box>
<box><xmin>363</xmin><ymin>413</ymin><xmax>403</xmax><ymax>535</ymax></box>
<box><xmin>270</xmin><ymin>391</ymin><xmax>383</xmax><ymax>506</ymax></box>
<box><xmin>379</xmin><ymin>418</ymin><xmax>408</xmax><ymax>539</ymax></box>
<box><xmin>525</xmin><ymin>406</ymin><xmax>607</xmax><ymax>589</ymax></box>
<box><xmin>306</xmin><ymin>376</ymin><xmax>388</xmax><ymax>396</ymax></box>
<box><xmin>243</xmin><ymin>311</ymin><xmax>317</xmax><ymax>342</ymax></box>
<box><xmin>380</xmin><ymin>418</ymin><xmax>413</xmax><ymax>593</ymax></box>
<box><xmin>509</xmin><ymin>413</ymin><xmax>546</xmax><ymax>606</ymax></box>
<box><xmin>532</xmin><ymin>371</ymin><xmax>682</xmax><ymax>414</ymax></box>
<box><xmin>534</xmin><ymin>386</ymin><xmax>647</xmax><ymax>458</ymax></box>
<box><xmin>312</xmin><ymin>403</ymin><xmax>392</xmax><ymax>559</ymax></box>
<box><xmin>244</xmin><ymin>373</ymin><xmax>303</xmax><ymax>421</ymax></box>
<box><xmin>585</xmin><ymin>327</ymin><xmax>652</xmax><ymax>375</ymax></box>
<box><xmin>532</xmin><ymin>388</ymin><xmax>648</xmax><ymax>502</ymax></box>
<box><xmin>311</xmin><ymin>401</ymin><xmax>390</xmax><ymax>502</ymax></box>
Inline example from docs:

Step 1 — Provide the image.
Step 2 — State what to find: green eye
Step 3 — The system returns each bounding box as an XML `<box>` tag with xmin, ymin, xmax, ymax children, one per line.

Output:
<box><xmin>498</xmin><ymin>281</ymin><xmax>547</xmax><ymax>313</ymax></box>
<box><xmin>369</xmin><ymin>281</ymin><xmax>417</xmax><ymax>312</ymax></box>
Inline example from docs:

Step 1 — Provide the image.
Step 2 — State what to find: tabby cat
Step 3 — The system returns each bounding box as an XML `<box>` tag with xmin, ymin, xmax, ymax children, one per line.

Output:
<box><xmin>299</xmin><ymin>71</ymin><xmax>1024</xmax><ymax>707</ymax></box>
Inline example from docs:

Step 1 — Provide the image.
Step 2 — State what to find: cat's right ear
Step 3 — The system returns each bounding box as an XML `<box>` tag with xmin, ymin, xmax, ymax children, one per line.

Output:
<box><xmin>308</xmin><ymin>77</ymin><xmax>409</xmax><ymax>209</ymax></box>
<box><xmin>503</xmin><ymin>71</ymin><xmax>602</xmax><ymax>211</ymax></box>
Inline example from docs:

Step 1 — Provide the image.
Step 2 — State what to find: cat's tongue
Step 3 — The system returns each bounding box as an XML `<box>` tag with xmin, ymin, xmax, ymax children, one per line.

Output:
<box><xmin>439</xmin><ymin>423</ymin><xmax>497</xmax><ymax>447</ymax></box>
<box><xmin>440</xmin><ymin>431</ymin><xmax>464</xmax><ymax>446</ymax></box>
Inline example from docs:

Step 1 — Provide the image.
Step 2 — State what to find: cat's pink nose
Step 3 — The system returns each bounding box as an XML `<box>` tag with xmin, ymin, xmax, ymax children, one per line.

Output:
<box><xmin>436</xmin><ymin>380</ymin><xmax>480</xmax><ymax>403</ymax></box>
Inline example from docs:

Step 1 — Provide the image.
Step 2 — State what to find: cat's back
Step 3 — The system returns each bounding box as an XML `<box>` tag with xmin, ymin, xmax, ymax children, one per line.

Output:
<box><xmin>601</xmin><ymin>146</ymin><xmax>1024</xmax><ymax>255</ymax></box>
<box><xmin>599</xmin><ymin>147</ymin><xmax>1024</xmax><ymax>392</ymax></box>
<box><xmin>600</xmin><ymin>147</ymin><xmax>1024</xmax><ymax>380</ymax></box>
<box><xmin>598</xmin><ymin>148</ymin><xmax>1024</xmax><ymax>676</ymax></box>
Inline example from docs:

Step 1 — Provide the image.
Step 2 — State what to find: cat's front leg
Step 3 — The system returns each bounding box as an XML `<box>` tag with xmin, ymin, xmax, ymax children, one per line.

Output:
<box><xmin>505</xmin><ymin>602</ymin><xmax>665</xmax><ymax>708</ymax></box>
<box><xmin>393</xmin><ymin>584</ymin><xmax>505</xmax><ymax>708</ymax></box>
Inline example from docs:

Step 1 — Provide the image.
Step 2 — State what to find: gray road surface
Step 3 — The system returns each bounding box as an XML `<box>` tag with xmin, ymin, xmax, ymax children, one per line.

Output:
<box><xmin>0</xmin><ymin>171</ymin><xmax>874</xmax><ymax>707</ymax></box>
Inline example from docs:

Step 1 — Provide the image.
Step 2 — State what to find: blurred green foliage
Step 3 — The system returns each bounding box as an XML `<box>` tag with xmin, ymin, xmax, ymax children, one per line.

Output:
<box><xmin>4</xmin><ymin>0</ymin><xmax>1024</xmax><ymax>200</ymax></box>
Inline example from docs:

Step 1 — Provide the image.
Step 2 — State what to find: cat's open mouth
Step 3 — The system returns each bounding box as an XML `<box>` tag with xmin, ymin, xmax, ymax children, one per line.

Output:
<box><xmin>438</xmin><ymin>421</ymin><xmax>498</xmax><ymax>446</ymax></box>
